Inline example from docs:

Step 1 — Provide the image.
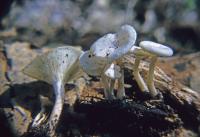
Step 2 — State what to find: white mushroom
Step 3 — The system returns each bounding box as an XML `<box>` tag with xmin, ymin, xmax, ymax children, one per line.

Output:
<box><xmin>79</xmin><ymin>50</ymin><xmax>119</xmax><ymax>99</ymax></box>
<box><xmin>112</xmin><ymin>25</ymin><xmax>136</xmax><ymax>99</ymax></box>
<box><xmin>139</xmin><ymin>41</ymin><xmax>173</xmax><ymax>97</ymax></box>
<box><xmin>87</xmin><ymin>24</ymin><xmax>137</xmax><ymax>99</ymax></box>
<box><xmin>23</xmin><ymin>46</ymin><xmax>83</xmax><ymax>136</ymax></box>
<box><xmin>89</xmin><ymin>25</ymin><xmax>136</xmax><ymax>63</ymax></box>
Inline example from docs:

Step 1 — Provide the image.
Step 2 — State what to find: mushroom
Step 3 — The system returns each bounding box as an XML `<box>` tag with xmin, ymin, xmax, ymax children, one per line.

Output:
<box><xmin>110</xmin><ymin>25</ymin><xmax>137</xmax><ymax>99</ymax></box>
<box><xmin>139</xmin><ymin>41</ymin><xmax>173</xmax><ymax>97</ymax></box>
<box><xmin>88</xmin><ymin>24</ymin><xmax>137</xmax><ymax>99</ymax></box>
<box><xmin>79</xmin><ymin>50</ymin><xmax>120</xmax><ymax>99</ymax></box>
<box><xmin>23</xmin><ymin>46</ymin><xmax>83</xmax><ymax>136</ymax></box>
<box><xmin>88</xmin><ymin>25</ymin><xmax>136</xmax><ymax>63</ymax></box>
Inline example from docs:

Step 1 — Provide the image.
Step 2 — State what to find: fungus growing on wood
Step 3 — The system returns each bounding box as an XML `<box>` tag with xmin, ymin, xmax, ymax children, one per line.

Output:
<box><xmin>129</xmin><ymin>41</ymin><xmax>173</xmax><ymax>97</ymax></box>
<box><xmin>139</xmin><ymin>41</ymin><xmax>173</xmax><ymax>97</ymax></box>
<box><xmin>23</xmin><ymin>46</ymin><xmax>83</xmax><ymax>136</ymax></box>
<box><xmin>80</xmin><ymin>25</ymin><xmax>137</xmax><ymax>99</ymax></box>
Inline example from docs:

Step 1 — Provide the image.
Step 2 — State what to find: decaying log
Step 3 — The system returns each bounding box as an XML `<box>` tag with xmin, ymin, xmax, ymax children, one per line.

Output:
<box><xmin>124</xmin><ymin>55</ymin><xmax>200</xmax><ymax>131</ymax></box>
<box><xmin>39</xmin><ymin>54</ymin><xmax>199</xmax><ymax>137</ymax></box>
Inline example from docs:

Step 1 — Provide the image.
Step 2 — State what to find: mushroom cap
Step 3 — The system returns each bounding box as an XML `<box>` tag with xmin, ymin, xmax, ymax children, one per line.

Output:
<box><xmin>104</xmin><ymin>63</ymin><xmax>121</xmax><ymax>79</ymax></box>
<box><xmin>116</xmin><ymin>25</ymin><xmax>137</xmax><ymax>48</ymax></box>
<box><xmin>79</xmin><ymin>51</ymin><xmax>108</xmax><ymax>76</ymax></box>
<box><xmin>23</xmin><ymin>46</ymin><xmax>83</xmax><ymax>84</ymax></box>
<box><xmin>90</xmin><ymin>24</ymin><xmax>137</xmax><ymax>62</ymax></box>
<box><xmin>109</xmin><ymin>24</ymin><xmax>137</xmax><ymax>61</ymax></box>
<box><xmin>90</xmin><ymin>33</ymin><xmax>116</xmax><ymax>59</ymax></box>
<box><xmin>139</xmin><ymin>41</ymin><xmax>173</xmax><ymax>57</ymax></box>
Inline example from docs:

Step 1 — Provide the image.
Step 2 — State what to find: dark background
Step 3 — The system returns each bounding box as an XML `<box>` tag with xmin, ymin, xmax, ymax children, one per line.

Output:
<box><xmin>0</xmin><ymin>0</ymin><xmax>200</xmax><ymax>54</ymax></box>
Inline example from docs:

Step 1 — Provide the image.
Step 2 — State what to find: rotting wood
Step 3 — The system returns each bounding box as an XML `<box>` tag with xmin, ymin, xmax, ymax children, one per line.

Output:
<box><xmin>124</xmin><ymin>55</ymin><xmax>200</xmax><ymax>130</ymax></box>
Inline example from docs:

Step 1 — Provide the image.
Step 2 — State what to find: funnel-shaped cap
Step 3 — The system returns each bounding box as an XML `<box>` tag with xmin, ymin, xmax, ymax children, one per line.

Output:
<box><xmin>23</xmin><ymin>46</ymin><xmax>83</xmax><ymax>84</ymax></box>
<box><xmin>109</xmin><ymin>25</ymin><xmax>137</xmax><ymax>61</ymax></box>
<box><xmin>90</xmin><ymin>25</ymin><xmax>137</xmax><ymax>63</ymax></box>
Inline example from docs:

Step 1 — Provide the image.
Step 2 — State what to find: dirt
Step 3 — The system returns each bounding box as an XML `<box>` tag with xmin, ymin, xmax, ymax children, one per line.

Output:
<box><xmin>22</xmin><ymin>82</ymin><xmax>182</xmax><ymax>137</ymax></box>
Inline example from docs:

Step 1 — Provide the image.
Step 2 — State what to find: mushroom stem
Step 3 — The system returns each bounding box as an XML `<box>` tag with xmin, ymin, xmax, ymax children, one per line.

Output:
<box><xmin>147</xmin><ymin>56</ymin><xmax>158</xmax><ymax>97</ymax></box>
<box><xmin>101</xmin><ymin>75</ymin><xmax>115</xmax><ymax>100</ymax></box>
<box><xmin>133</xmin><ymin>56</ymin><xmax>149</xmax><ymax>92</ymax></box>
<box><xmin>48</xmin><ymin>80</ymin><xmax>65</xmax><ymax>136</ymax></box>
<box><xmin>117</xmin><ymin>68</ymin><xmax>125</xmax><ymax>99</ymax></box>
<box><xmin>110</xmin><ymin>79</ymin><xmax>115</xmax><ymax>95</ymax></box>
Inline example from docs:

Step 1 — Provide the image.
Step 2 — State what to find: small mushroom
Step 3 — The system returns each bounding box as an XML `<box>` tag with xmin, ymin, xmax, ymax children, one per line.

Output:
<box><xmin>139</xmin><ymin>41</ymin><xmax>173</xmax><ymax>97</ymax></box>
<box><xmin>111</xmin><ymin>25</ymin><xmax>137</xmax><ymax>99</ymax></box>
<box><xmin>89</xmin><ymin>25</ymin><xmax>136</xmax><ymax>63</ymax></box>
<box><xmin>23</xmin><ymin>46</ymin><xmax>83</xmax><ymax>136</ymax></box>
<box><xmin>88</xmin><ymin>24</ymin><xmax>137</xmax><ymax>99</ymax></box>
<box><xmin>79</xmin><ymin>50</ymin><xmax>120</xmax><ymax>99</ymax></box>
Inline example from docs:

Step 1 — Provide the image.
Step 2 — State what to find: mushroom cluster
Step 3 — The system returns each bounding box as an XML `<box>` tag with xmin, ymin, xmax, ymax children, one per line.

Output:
<box><xmin>79</xmin><ymin>24</ymin><xmax>173</xmax><ymax>99</ymax></box>
<box><xmin>79</xmin><ymin>25</ymin><xmax>137</xmax><ymax>100</ymax></box>
<box><xmin>23</xmin><ymin>46</ymin><xmax>83</xmax><ymax>136</ymax></box>
<box><xmin>22</xmin><ymin>24</ymin><xmax>173</xmax><ymax>136</ymax></box>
